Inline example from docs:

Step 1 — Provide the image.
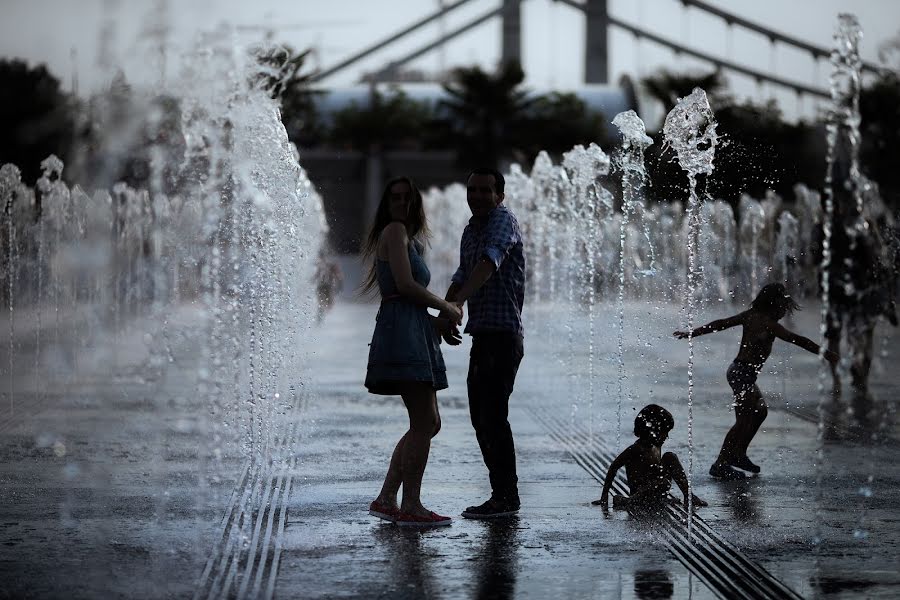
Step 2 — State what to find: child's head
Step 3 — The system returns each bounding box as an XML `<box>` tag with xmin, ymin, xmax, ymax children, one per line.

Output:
<box><xmin>634</xmin><ymin>404</ymin><xmax>674</xmax><ymax>444</ymax></box>
<box><xmin>750</xmin><ymin>283</ymin><xmax>800</xmax><ymax>319</ymax></box>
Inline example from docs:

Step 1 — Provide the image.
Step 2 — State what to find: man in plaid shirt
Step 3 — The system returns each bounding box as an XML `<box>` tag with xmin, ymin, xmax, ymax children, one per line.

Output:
<box><xmin>442</xmin><ymin>167</ymin><xmax>526</xmax><ymax>519</ymax></box>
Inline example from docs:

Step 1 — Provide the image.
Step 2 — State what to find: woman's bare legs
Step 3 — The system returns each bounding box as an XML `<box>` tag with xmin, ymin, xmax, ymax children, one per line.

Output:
<box><xmin>373</xmin><ymin>433</ymin><xmax>407</xmax><ymax>512</ymax></box>
<box><xmin>374</xmin><ymin>382</ymin><xmax>441</xmax><ymax>517</ymax></box>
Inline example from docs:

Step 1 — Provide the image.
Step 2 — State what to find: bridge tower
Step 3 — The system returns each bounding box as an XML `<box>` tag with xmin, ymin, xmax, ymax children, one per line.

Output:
<box><xmin>585</xmin><ymin>0</ymin><xmax>609</xmax><ymax>83</ymax></box>
<box><xmin>501</xmin><ymin>0</ymin><xmax>521</xmax><ymax>65</ymax></box>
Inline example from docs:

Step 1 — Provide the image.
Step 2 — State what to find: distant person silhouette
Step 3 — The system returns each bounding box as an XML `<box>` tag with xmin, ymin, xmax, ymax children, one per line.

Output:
<box><xmin>313</xmin><ymin>250</ymin><xmax>343</xmax><ymax>323</ymax></box>
<box><xmin>362</xmin><ymin>176</ymin><xmax>463</xmax><ymax>527</ymax></box>
<box><xmin>593</xmin><ymin>404</ymin><xmax>706</xmax><ymax>514</ymax></box>
<box><xmin>674</xmin><ymin>283</ymin><xmax>839</xmax><ymax>480</ymax></box>
<box><xmin>818</xmin><ymin>202</ymin><xmax>898</xmax><ymax>425</ymax></box>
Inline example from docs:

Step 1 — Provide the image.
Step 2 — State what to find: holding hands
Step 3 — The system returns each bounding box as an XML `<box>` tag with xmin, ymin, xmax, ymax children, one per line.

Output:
<box><xmin>442</xmin><ymin>300</ymin><xmax>464</xmax><ymax>326</ymax></box>
<box><xmin>435</xmin><ymin>301</ymin><xmax>464</xmax><ymax>346</ymax></box>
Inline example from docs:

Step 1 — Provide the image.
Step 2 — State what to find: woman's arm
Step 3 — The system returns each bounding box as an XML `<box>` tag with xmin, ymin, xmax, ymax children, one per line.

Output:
<box><xmin>383</xmin><ymin>224</ymin><xmax>462</xmax><ymax>321</ymax></box>
<box><xmin>674</xmin><ymin>312</ymin><xmax>744</xmax><ymax>339</ymax></box>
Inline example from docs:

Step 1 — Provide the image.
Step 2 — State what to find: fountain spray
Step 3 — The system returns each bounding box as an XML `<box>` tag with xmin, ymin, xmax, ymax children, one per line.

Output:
<box><xmin>663</xmin><ymin>88</ymin><xmax>719</xmax><ymax>536</ymax></box>
<box><xmin>563</xmin><ymin>144</ymin><xmax>611</xmax><ymax>440</ymax></box>
<box><xmin>612</xmin><ymin>110</ymin><xmax>653</xmax><ymax>449</ymax></box>
<box><xmin>816</xmin><ymin>13</ymin><xmax>864</xmax><ymax>554</ymax></box>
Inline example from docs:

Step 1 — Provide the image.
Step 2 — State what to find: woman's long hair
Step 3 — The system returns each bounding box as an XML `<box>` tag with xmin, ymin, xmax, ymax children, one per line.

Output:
<box><xmin>359</xmin><ymin>176</ymin><xmax>429</xmax><ymax>296</ymax></box>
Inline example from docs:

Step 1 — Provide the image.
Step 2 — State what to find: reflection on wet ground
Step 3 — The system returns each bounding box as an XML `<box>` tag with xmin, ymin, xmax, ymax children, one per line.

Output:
<box><xmin>722</xmin><ymin>479</ymin><xmax>762</xmax><ymax>524</ymax></box>
<box><xmin>471</xmin><ymin>519</ymin><xmax>520</xmax><ymax>600</ymax></box>
<box><xmin>371</xmin><ymin>525</ymin><xmax>440</xmax><ymax>598</ymax></box>
<box><xmin>633</xmin><ymin>568</ymin><xmax>674</xmax><ymax>599</ymax></box>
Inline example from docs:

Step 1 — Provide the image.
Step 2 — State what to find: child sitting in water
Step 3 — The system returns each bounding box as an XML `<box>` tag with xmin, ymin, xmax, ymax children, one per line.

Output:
<box><xmin>674</xmin><ymin>283</ymin><xmax>839</xmax><ymax>480</ymax></box>
<box><xmin>593</xmin><ymin>404</ymin><xmax>707</xmax><ymax>513</ymax></box>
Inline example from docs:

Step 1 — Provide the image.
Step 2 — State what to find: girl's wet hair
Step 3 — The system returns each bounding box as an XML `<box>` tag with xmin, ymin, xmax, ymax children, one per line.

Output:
<box><xmin>750</xmin><ymin>283</ymin><xmax>800</xmax><ymax>318</ymax></box>
<box><xmin>634</xmin><ymin>404</ymin><xmax>674</xmax><ymax>440</ymax></box>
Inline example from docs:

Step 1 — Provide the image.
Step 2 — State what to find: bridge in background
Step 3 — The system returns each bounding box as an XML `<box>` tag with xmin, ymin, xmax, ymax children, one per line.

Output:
<box><xmin>311</xmin><ymin>0</ymin><xmax>882</xmax><ymax>100</ymax></box>
<box><xmin>304</xmin><ymin>0</ymin><xmax>884</xmax><ymax>257</ymax></box>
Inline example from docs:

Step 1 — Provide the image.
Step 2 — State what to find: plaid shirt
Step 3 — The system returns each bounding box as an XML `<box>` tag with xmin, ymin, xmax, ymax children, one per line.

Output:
<box><xmin>452</xmin><ymin>204</ymin><xmax>526</xmax><ymax>336</ymax></box>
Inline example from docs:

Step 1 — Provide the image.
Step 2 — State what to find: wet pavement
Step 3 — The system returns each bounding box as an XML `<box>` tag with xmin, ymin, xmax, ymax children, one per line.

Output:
<box><xmin>1</xmin><ymin>300</ymin><xmax>899</xmax><ymax>598</ymax></box>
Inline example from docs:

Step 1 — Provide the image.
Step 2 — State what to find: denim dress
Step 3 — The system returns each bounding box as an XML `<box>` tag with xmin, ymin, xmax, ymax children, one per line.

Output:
<box><xmin>365</xmin><ymin>243</ymin><xmax>448</xmax><ymax>395</ymax></box>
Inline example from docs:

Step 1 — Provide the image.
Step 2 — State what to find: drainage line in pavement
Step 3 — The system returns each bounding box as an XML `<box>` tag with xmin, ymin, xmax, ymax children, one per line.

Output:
<box><xmin>529</xmin><ymin>405</ymin><xmax>803</xmax><ymax>600</ymax></box>
<box><xmin>194</xmin><ymin>389</ymin><xmax>304</xmax><ymax>600</ymax></box>
<box><xmin>246</xmin><ymin>451</ymin><xmax>292</xmax><ymax>599</ymax></box>
<box><xmin>555</xmin><ymin>421</ymin><xmax>797</xmax><ymax>599</ymax></box>
<box><xmin>544</xmin><ymin>409</ymin><xmax>802</xmax><ymax>599</ymax></box>
<box><xmin>0</xmin><ymin>390</ymin><xmax>52</xmax><ymax>433</ymax></box>
<box><xmin>235</xmin><ymin>462</ymin><xmax>282</xmax><ymax>598</ymax></box>
<box><xmin>262</xmin><ymin>454</ymin><xmax>296</xmax><ymax>600</ymax></box>
<box><xmin>205</xmin><ymin>460</ymin><xmax>261</xmax><ymax>598</ymax></box>
<box><xmin>261</xmin><ymin>390</ymin><xmax>313</xmax><ymax>600</ymax></box>
<box><xmin>193</xmin><ymin>459</ymin><xmax>251</xmax><ymax>599</ymax></box>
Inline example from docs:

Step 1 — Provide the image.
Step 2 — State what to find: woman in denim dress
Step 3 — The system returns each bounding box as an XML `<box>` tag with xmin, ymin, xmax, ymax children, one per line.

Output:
<box><xmin>361</xmin><ymin>177</ymin><xmax>462</xmax><ymax>527</ymax></box>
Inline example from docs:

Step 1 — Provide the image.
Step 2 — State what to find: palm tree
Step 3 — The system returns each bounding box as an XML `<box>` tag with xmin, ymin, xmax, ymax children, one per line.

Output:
<box><xmin>440</xmin><ymin>60</ymin><xmax>535</xmax><ymax>169</ymax></box>
<box><xmin>328</xmin><ymin>87</ymin><xmax>433</xmax><ymax>151</ymax></box>
<box><xmin>641</xmin><ymin>68</ymin><xmax>726</xmax><ymax>114</ymax></box>
<box><xmin>253</xmin><ymin>44</ymin><xmax>323</xmax><ymax>147</ymax></box>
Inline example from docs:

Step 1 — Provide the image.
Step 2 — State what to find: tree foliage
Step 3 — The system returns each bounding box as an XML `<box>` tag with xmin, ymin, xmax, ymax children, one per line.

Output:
<box><xmin>253</xmin><ymin>44</ymin><xmax>324</xmax><ymax>148</ymax></box>
<box><xmin>328</xmin><ymin>87</ymin><xmax>435</xmax><ymax>151</ymax></box>
<box><xmin>0</xmin><ymin>58</ymin><xmax>78</xmax><ymax>184</ymax></box>
<box><xmin>642</xmin><ymin>68</ymin><xmax>726</xmax><ymax>113</ymax></box>
<box><xmin>440</xmin><ymin>60</ymin><xmax>537</xmax><ymax>169</ymax></box>
<box><xmin>860</xmin><ymin>71</ymin><xmax>900</xmax><ymax>207</ymax></box>
<box><xmin>522</xmin><ymin>92</ymin><xmax>610</xmax><ymax>160</ymax></box>
<box><xmin>709</xmin><ymin>99</ymin><xmax>818</xmax><ymax>202</ymax></box>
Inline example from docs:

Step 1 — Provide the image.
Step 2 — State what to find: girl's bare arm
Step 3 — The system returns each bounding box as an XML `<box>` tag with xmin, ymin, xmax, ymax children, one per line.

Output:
<box><xmin>674</xmin><ymin>312</ymin><xmax>744</xmax><ymax>339</ymax></box>
<box><xmin>384</xmin><ymin>224</ymin><xmax>462</xmax><ymax>320</ymax></box>
<box><xmin>773</xmin><ymin>323</ymin><xmax>839</xmax><ymax>364</ymax></box>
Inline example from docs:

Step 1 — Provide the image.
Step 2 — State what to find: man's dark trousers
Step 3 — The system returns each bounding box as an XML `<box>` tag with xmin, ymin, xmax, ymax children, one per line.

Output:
<box><xmin>467</xmin><ymin>331</ymin><xmax>525</xmax><ymax>502</ymax></box>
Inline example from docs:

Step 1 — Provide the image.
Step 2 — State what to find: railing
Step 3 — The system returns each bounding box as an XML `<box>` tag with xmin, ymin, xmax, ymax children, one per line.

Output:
<box><xmin>557</xmin><ymin>0</ymin><xmax>882</xmax><ymax>99</ymax></box>
<box><xmin>680</xmin><ymin>0</ymin><xmax>880</xmax><ymax>74</ymax></box>
<box><xmin>313</xmin><ymin>0</ymin><xmax>883</xmax><ymax>97</ymax></box>
<box><xmin>311</xmin><ymin>0</ymin><xmax>477</xmax><ymax>82</ymax></box>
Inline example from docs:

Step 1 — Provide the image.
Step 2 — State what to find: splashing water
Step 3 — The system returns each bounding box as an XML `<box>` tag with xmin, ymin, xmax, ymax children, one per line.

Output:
<box><xmin>816</xmin><ymin>13</ymin><xmax>864</xmax><ymax>553</ymax></box>
<box><xmin>738</xmin><ymin>195</ymin><xmax>766</xmax><ymax>298</ymax></box>
<box><xmin>0</xmin><ymin>28</ymin><xmax>328</xmax><ymax>484</ymax></box>
<box><xmin>663</xmin><ymin>87</ymin><xmax>719</xmax><ymax>536</ymax></box>
<box><xmin>562</xmin><ymin>143</ymin><xmax>612</xmax><ymax>439</ymax></box>
<box><xmin>613</xmin><ymin>110</ymin><xmax>653</xmax><ymax>449</ymax></box>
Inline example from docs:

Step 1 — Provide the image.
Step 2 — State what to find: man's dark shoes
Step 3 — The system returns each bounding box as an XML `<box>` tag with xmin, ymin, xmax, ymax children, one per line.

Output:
<box><xmin>461</xmin><ymin>496</ymin><xmax>520</xmax><ymax>519</ymax></box>
<box><xmin>730</xmin><ymin>456</ymin><xmax>761</xmax><ymax>473</ymax></box>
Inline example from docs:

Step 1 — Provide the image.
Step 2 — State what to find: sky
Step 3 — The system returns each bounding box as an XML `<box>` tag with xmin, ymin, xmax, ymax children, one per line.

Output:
<box><xmin>2</xmin><ymin>0</ymin><xmax>899</xmax><ymax>123</ymax></box>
